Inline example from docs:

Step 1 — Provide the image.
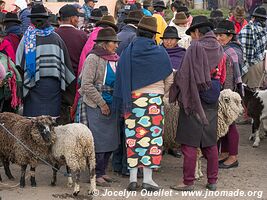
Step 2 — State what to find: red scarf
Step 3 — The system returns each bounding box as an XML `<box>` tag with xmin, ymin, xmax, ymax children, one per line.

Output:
<box><xmin>229</xmin><ymin>16</ymin><xmax>248</xmax><ymax>34</ymax></box>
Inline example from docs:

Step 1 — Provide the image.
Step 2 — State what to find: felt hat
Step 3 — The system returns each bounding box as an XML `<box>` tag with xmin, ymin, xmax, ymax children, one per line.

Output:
<box><xmin>124</xmin><ymin>10</ymin><xmax>144</xmax><ymax>24</ymax></box>
<box><xmin>137</xmin><ymin>16</ymin><xmax>159</xmax><ymax>33</ymax></box>
<box><xmin>48</xmin><ymin>13</ymin><xmax>59</xmax><ymax>27</ymax></box>
<box><xmin>213</xmin><ymin>19</ymin><xmax>236</xmax><ymax>35</ymax></box>
<box><xmin>234</xmin><ymin>6</ymin><xmax>245</xmax><ymax>17</ymax></box>
<box><xmin>99</xmin><ymin>6</ymin><xmax>109</xmax><ymax>15</ymax></box>
<box><xmin>173</xmin><ymin>12</ymin><xmax>188</xmax><ymax>25</ymax></box>
<box><xmin>153</xmin><ymin>0</ymin><xmax>166</xmax><ymax>9</ymax></box>
<box><xmin>252</xmin><ymin>6</ymin><xmax>267</xmax><ymax>19</ymax></box>
<box><xmin>89</xmin><ymin>8</ymin><xmax>103</xmax><ymax>21</ymax></box>
<box><xmin>94</xmin><ymin>27</ymin><xmax>121</xmax><ymax>42</ymax></box>
<box><xmin>3</xmin><ymin>12</ymin><xmax>21</xmax><ymax>24</ymax></box>
<box><xmin>185</xmin><ymin>15</ymin><xmax>214</xmax><ymax>35</ymax></box>
<box><xmin>210</xmin><ymin>9</ymin><xmax>224</xmax><ymax>19</ymax></box>
<box><xmin>27</xmin><ymin>4</ymin><xmax>49</xmax><ymax>18</ymax></box>
<box><xmin>176</xmin><ymin>6</ymin><xmax>190</xmax><ymax>17</ymax></box>
<box><xmin>160</xmin><ymin>26</ymin><xmax>181</xmax><ymax>39</ymax></box>
<box><xmin>95</xmin><ymin>15</ymin><xmax>118</xmax><ymax>32</ymax></box>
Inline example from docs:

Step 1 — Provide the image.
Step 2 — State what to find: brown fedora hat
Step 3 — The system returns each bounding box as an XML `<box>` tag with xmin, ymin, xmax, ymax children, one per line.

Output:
<box><xmin>124</xmin><ymin>10</ymin><xmax>144</xmax><ymax>24</ymax></box>
<box><xmin>173</xmin><ymin>12</ymin><xmax>188</xmax><ymax>25</ymax></box>
<box><xmin>138</xmin><ymin>16</ymin><xmax>159</xmax><ymax>34</ymax></box>
<box><xmin>143</xmin><ymin>0</ymin><xmax>152</xmax><ymax>7</ymax></box>
<box><xmin>94</xmin><ymin>27</ymin><xmax>121</xmax><ymax>42</ymax></box>
<box><xmin>95</xmin><ymin>15</ymin><xmax>118</xmax><ymax>32</ymax></box>
<box><xmin>234</xmin><ymin>6</ymin><xmax>245</xmax><ymax>17</ymax></box>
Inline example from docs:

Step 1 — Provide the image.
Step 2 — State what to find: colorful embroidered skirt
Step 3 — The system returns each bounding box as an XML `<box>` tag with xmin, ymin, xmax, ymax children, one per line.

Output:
<box><xmin>125</xmin><ymin>92</ymin><xmax>164</xmax><ymax>169</ymax></box>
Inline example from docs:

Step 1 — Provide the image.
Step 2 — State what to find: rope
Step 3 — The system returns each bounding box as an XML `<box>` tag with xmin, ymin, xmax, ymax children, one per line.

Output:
<box><xmin>0</xmin><ymin>174</ymin><xmax>31</xmax><ymax>189</ymax></box>
<box><xmin>0</xmin><ymin>123</ymin><xmax>70</xmax><ymax>178</ymax></box>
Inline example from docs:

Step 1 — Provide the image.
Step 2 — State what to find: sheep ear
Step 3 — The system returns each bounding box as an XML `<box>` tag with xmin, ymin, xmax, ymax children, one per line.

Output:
<box><xmin>51</xmin><ymin>117</ymin><xmax>58</xmax><ymax>126</ymax></box>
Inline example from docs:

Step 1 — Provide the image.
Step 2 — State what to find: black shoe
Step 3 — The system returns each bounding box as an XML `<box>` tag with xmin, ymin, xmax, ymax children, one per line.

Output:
<box><xmin>218</xmin><ymin>157</ymin><xmax>228</xmax><ymax>164</ymax></box>
<box><xmin>219</xmin><ymin>160</ymin><xmax>239</xmax><ymax>169</ymax></box>
<box><xmin>127</xmin><ymin>182</ymin><xmax>138</xmax><ymax>191</ymax></box>
<box><xmin>121</xmin><ymin>172</ymin><xmax>130</xmax><ymax>177</ymax></box>
<box><xmin>168</xmin><ymin>149</ymin><xmax>182</xmax><ymax>158</ymax></box>
<box><xmin>142</xmin><ymin>183</ymin><xmax>159</xmax><ymax>191</ymax></box>
<box><xmin>206</xmin><ymin>183</ymin><xmax>217</xmax><ymax>191</ymax></box>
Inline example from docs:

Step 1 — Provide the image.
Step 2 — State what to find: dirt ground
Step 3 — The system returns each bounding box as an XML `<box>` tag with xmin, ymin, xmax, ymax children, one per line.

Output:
<box><xmin>0</xmin><ymin>124</ymin><xmax>266</xmax><ymax>200</ymax></box>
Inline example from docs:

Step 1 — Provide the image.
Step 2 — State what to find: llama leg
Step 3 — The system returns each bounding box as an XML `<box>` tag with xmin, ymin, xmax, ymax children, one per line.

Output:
<box><xmin>73</xmin><ymin>170</ymin><xmax>80</xmax><ymax>196</ymax></box>
<box><xmin>30</xmin><ymin>167</ymin><xmax>36</xmax><ymax>187</ymax></box>
<box><xmin>252</xmin><ymin>119</ymin><xmax>261</xmax><ymax>147</ymax></box>
<box><xmin>3</xmin><ymin>159</ymin><xmax>14</xmax><ymax>180</ymax></box>
<box><xmin>66</xmin><ymin>165</ymin><xmax>73</xmax><ymax>187</ymax></box>
<box><xmin>88</xmin><ymin>156</ymin><xmax>97</xmax><ymax>195</ymax></box>
<box><xmin>249</xmin><ymin>119</ymin><xmax>255</xmax><ymax>141</ymax></box>
<box><xmin>253</xmin><ymin>130</ymin><xmax>261</xmax><ymax>147</ymax></box>
<box><xmin>51</xmin><ymin>164</ymin><xmax>60</xmax><ymax>186</ymax></box>
<box><xmin>20</xmin><ymin>165</ymin><xmax>27</xmax><ymax>188</ymax></box>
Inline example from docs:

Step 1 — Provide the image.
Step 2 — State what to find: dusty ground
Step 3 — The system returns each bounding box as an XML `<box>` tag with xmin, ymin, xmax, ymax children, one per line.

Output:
<box><xmin>0</xmin><ymin>124</ymin><xmax>266</xmax><ymax>200</ymax></box>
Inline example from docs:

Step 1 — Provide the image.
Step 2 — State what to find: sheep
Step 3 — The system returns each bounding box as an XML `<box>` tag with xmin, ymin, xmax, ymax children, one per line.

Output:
<box><xmin>0</xmin><ymin>112</ymin><xmax>56</xmax><ymax>187</ymax></box>
<box><xmin>195</xmin><ymin>89</ymin><xmax>243</xmax><ymax>179</ymax></box>
<box><xmin>243</xmin><ymin>85</ymin><xmax>267</xmax><ymax>147</ymax></box>
<box><xmin>50</xmin><ymin>123</ymin><xmax>97</xmax><ymax>196</ymax></box>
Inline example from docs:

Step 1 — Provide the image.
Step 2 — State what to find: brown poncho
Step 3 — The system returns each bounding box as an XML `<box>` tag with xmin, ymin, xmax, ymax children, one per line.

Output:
<box><xmin>169</xmin><ymin>31</ymin><xmax>224</xmax><ymax>125</ymax></box>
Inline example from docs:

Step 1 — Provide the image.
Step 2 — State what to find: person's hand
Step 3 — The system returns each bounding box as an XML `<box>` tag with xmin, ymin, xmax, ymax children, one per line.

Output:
<box><xmin>0</xmin><ymin>80</ymin><xmax>4</xmax><ymax>87</ymax></box>
<box><xmin>100</xmin><ymin>104</ymin><xmax>110</xmax><ymax>116</ymax></box>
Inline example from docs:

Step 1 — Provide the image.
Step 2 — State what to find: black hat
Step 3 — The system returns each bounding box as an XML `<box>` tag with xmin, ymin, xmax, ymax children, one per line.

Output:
<box><xmin>95</xmin><ymin>15</ymin><xmax>118</xmax><ymax>32</ymax></box>
<box><xmin>210</xmin><ymin>9</ymin><xmax>224</xmax><ymax>19</ymax></box>
<box><xmin>213</xmin><ymin>19</ymin><xmax>236</xmax><ymax>35</ymax></box>
<box><xmin>94</xmin><ymin>27</ymin><xmax>121</xmax><ymax>42</ymax></box>
<box><xmin>84</xmin><ymin>0</ymin><xmax>98</xmax><ymax>3</ymax></box>
<box><xmin>3</xmin><ymin>12</ymin><xmax>21</xmax><ymax>24</ymax></box>
<box><xmin>59</xmin><ymin>4</ymin><xmax>84</xmax><ymax>18</ymax></box>
<box><xmin>89</xmin><ymin>8</ymin><xmax>103</xmax><ymax>21</ymax></box>
<box><xmin>28</xmin><ymin>4</ymin><xmax>49</xmax><ymax>18</ymax></box>
<box><xmin>153</xmin><ymin>1</ymin><xmax>167</xmax><ymax>9</ymax></box>
<box><xmin>99</xmin><ymin>6</ymin><xmax>109</xmax><ymax>15</ymax></box>
<box><xmin>177</xmin><ymin>6</ymin><xmax>190</xmax><ymax>17</ymax></box>
<box><xmin>49</xmin><ymin>13</ymin><xmax>59</xmax><ymax>27</ymax></box>
<box><xmin>124</xmin><ymin>10</ymin><xmax>144</xmax><ymax>24</ymax></box>
<box><xmin>160</xmin><ymin>26</ymin><xmax>181</xmax><ymax>40</ymax></box>
<box><xmin>252</xmin><ymin>6</ymin><xmax>267</xmax><ymax>19</ymax></box>
<box><xmin>185</xmin><ymin>15</ymin><xmax>214</xmax><ymax>35</ymax></box>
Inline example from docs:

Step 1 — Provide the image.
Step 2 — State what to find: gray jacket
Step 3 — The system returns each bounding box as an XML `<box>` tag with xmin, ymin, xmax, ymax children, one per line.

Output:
<box><xmin>79</xmin><ymin>54</ymin><xmax>109</xmax><ymax>108</ymax></box>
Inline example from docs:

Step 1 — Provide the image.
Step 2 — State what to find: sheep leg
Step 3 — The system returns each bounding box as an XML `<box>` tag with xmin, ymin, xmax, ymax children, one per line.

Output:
<box><xmin>51</xmin><ymin>163</ymin><xmax>60</xmax><ymax>186</ymax></box>
<box><xmin>88</xmin><ymin>156</ymin><xmax>97</xmax><ymax>195</ymax></box>
<box><xmin>73</xmin><ymin>170</ymin><xmax>80</xmax><ymax>196</ymax></box>
<box><xmin>30</xmin><ymin>167</ymin><xmax>37</xmax><ymax>187</ymax></box>
<box><xmin>249</xmin><ymin>120</ymin><xmax>256</xmax><ymax>141</ymax></box>
<box><xmin>66</xmin><ymin>165</ymin><xmax>73</xmax><ymax>188</ymax></box>
<box><xmin>252</xmin><ymin>119</ymin><xmax>261</xmax><ymax>147</ymax></box>
<box><xmin>20</xmin><ymin>165</ymin><xmax>27</xmax><ymax>188</ymax></box>
<box><xmin>3</xmin><ymin>159</ymin><xmax>14</xmax><ymax>180</ymax></box>
<box><xmin>253</xmin><ymin>130</ymin><xmax>261</xmax><ymax>147</ymax></box>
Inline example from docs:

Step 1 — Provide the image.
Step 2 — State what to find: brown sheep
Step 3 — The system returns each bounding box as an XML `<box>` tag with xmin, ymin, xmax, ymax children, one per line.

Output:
<box><xmin>0</xmin><ymin>112</ymin><xmax>56</xmax><ymax>187</ymax></box>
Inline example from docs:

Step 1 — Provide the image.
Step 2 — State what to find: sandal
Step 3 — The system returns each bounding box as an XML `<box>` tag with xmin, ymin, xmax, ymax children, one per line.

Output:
<box><xmin>96</xmin><ymin>178</ymin><xmax>111</xmax><ymax>187</ymax></box>
<box><xmin>102</xmin><ymin>176</ymin><xmax>117</xmax><ymax>183</ymax></box>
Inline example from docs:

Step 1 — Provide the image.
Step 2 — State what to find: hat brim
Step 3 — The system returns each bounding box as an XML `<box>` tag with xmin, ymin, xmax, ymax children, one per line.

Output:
<box><xmin>185</xmin><ymin>21</ymin><xmax>214</xmax><ymax>35</ymax></box>
<box><xmin>124</xmin><ymin>18</ymin><xmax>139</xmax><ymax>24</ymax></box>
<box><xmin>3</xmin><ymin>19</ymin><xmax>22</xmax><ymax>24</ymax></box>
<box><xmin>153</xmin><ymin>5</ymin><xmax>167</xmax><ymax>9</ymax></box>
<box><xmin>138</xmin><ymin>24</ymin><xmax>160</xmax><ymax>34</ymax></box>
<box><xmin>173</xmin><ymin>18</ymin><xmax>188</xmax><ymax>25</ymax></box>
<box><xmin>160</xmin><ymin>36</ymin><xmax>181</xmax><ymax>40</ymax></box>
<box><xmin>93</xmin><ymin>38</ymin><xmax>121</xmax><ymax>42</ymax></box>
<box><xmin>28</xmin><ymin>13</ymin><xmax>50</xmax><ymax>18</ymax></box>
<box><xmin>213</xmin><ymin>28</ymin><xmax>236</xmax><ymax>35</ymax></box>
<box><xmin>89</xmin><ymin>16</ymin><xmax>102</xmax><ymax>21</ymax></box>
<box><xmin>95</xmin><ymin>20</ymin><xmax>118</xmax><ymax>32</ymax></box>
<box><xmin>251</xmin><ymin>13</ymin><xmax>267</xmax><ymax>19</ymax></box>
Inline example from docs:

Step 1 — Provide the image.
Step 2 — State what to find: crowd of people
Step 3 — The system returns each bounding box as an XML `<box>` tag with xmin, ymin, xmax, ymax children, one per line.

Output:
<box><xmin>0</xmin><ymin>0</ymin><xmax>267</xmax><ymax>193</ymax></box>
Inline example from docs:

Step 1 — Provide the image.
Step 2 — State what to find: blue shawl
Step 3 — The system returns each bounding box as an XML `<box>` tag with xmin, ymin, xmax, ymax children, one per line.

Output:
<box><xmin>113</xmin><ymin>37</ymin><xmax>172</xmax><ymax>113</ymax></box>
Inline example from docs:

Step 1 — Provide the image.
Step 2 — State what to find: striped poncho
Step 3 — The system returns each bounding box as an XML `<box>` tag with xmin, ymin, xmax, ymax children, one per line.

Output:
<box><xmin>16</xmin><ymin>32</ymin><xmax>75</xmax><ymax>99</ymax></box>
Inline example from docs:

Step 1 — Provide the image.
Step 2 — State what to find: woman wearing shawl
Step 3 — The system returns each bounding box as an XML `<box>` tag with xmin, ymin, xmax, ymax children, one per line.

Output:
<box><xmin>160</xmin><ymin>26</ymin><xmax>185</xmax><ymax>158</ymax></box>
<box><xmin>169</xmin><ymin>16</ymin><xmax>224</xmax><ymax>191</ymax></box>
<box><xmin>114</xmin><ymin>16</ymin><xmax>173</xmax><ymax>191</ymax></box>
<box><xmin>16</xmin><ymin>4</ymin><xmax>75</xmax><ymax>117</ymax></box>
<box><xmin>214</xmin><ymin>20</ymin><xmax>243</xmax><ymax>169</ymax></box>
<box><xmin>79</xmin><ymin>27</ymin><xmax>120</xmax><ymax>187</ymax></box>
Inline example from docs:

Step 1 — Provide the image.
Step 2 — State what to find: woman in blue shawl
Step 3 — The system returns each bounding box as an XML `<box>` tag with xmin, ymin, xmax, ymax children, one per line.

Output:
<box><xmin>114</xmin><ymin>16</ymin><xmax>173</xmax><ymax>191</ymax></box>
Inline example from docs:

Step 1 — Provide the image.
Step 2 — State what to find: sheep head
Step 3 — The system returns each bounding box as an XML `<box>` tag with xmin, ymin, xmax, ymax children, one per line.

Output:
<box><xmin>219</xmin><ymin>89</ymin><xmax>243</xmax><ymax>121</ymax></box>
<box><xmin>30</xmin><ymin>116</ymin><xmax>57</xmax><ymax>146</ymax></box>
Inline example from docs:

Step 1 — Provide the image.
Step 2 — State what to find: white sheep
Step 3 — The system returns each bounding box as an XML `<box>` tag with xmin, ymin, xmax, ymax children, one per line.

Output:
<box><xmin>195</xmin><ymin>89</ymin><xmax>243</xmax><ymax>179</ymax></box>
<box><xmin>51</xmin><ymin>123</ymin><xmax>97</xmax><ymax>196</ymax></box>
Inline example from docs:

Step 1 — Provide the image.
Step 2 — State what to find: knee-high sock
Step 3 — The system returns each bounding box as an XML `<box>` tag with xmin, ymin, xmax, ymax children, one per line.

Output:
<box><xmin>129</xmin><ymin>167</ymin><xmax>138</xmax><ymax>183</ymax></box>
<box><xmin>143</xmin><ymin>167</ymin><xmax>158</xmax><ymax>187</ymax></box>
